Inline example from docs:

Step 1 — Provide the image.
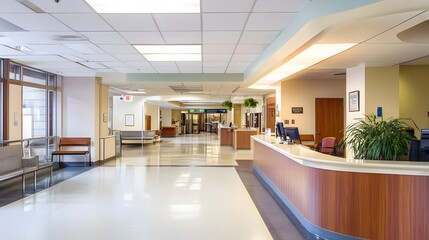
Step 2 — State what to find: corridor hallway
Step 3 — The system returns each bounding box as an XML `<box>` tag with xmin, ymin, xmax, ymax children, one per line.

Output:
<box><xmin>0</xmin><ymin>133</ymin><xmax>305</xmax><ymax>240</ymax></box>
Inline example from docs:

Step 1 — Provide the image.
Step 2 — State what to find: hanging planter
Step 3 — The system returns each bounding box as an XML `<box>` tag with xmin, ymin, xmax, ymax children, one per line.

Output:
<box><xmin>243</xmin><ymin>98</ymin><xmax>259</xmax><ymax>108</ymax></box>
<box><xmin>222</xmin><ymin>100</ymin><xmax>233</xmax><ymax>111</ymax></box>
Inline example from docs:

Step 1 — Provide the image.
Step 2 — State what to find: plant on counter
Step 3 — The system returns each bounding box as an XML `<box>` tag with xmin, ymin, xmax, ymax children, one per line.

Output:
<box><xmin>341</xmin><ymin>114</ymin><xmax>415</xmax><ymax>160</ymax></box>
<box><xmin>222</xmin><ymin>100</ymin><xmax>233</xmax><ymax>111</ymax></box>
<box><xmin>243</xmin><ymin>97</ymin><xmax>259</xmax><ymax>108</ymax></box>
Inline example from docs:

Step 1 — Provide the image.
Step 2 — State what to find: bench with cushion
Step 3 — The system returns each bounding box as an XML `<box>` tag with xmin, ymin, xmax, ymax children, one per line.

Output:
<box><xmin>121</xmin><ymin>130</ymin><xmax>159</xmax><ymax>144</ymax></box>
<box><xmin>52</xmin><ymin>137</ymin><xmax>91</xmax><ymax>167</ymax></box>
<box><xmin>0</xmin><ymin>144</ymin><xmax>39</xmax><ymax>193</ymax></box>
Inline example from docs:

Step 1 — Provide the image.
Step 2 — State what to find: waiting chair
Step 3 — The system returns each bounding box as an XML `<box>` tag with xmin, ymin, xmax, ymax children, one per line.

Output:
<box><xmin>316</xmin><ymin>137</ymin><xmax>336</xmax><ymax>155</ymax></box>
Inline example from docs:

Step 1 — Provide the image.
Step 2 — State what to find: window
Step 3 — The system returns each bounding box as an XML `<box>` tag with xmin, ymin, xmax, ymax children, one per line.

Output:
<box><xmin>23</xmin><ymin>68</ymin><xmax>47</xmax><ymax>85</ymax></box>
<box><xmin>23</xmin><ymin>86</ymin><xmax>47</xmax><ymax>138</ymax></box>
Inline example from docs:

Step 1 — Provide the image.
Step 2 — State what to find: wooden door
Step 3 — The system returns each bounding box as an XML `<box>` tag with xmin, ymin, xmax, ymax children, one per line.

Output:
<box><xmin>266</xmin><ymin>97</ymin><xmax>276</xmax><ymax>132</ymax></box>
<box><xmin>233</xmin><ymin>104</ymin><xmax>242</xmax><ymax>127</ymax></box>
<box><xmin>315</xmin><ymin>98</ymin><xmax>344</xmax><ymax>145</ymax></box>
<box><xmin>145</xmin><ymin>115</ymin><xmax>151</xmax><ymax>130</ymax></box>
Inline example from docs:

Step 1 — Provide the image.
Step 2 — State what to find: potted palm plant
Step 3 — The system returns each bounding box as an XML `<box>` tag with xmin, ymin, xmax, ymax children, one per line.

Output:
<box><xmin>243</xmin><ymin>97</ymin><xmax>258</xmax><ymax>108</ymax></box>
<box><xmin>222</xmin><ymin>100</ymin><xmax>233</xmax><ymax>111</ymax></box>
<box><xmin>342</xmin><ymin>114</ymin><xmax>415</xmax><ymax>160</ymax></box>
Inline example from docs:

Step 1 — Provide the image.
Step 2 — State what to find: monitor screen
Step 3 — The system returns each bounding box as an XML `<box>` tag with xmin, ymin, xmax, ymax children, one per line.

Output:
<box><xmin>276</xmin><ymin>122</ymin><xmax>287</xmax><ymax>142</ymax></box>
<box><xmin>285</xmin><ymin>127</ymin><xmax>300</xmax><ymax>143</ymax></box>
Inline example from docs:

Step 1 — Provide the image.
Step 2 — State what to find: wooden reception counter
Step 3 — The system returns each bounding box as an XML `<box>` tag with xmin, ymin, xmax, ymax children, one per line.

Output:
<box><xmin>219</xmin><ymin>127</ymin><xmax>258</xmax><ymax>149</ymax></box>
<box><xmin>252</xmin><ymin>135</ymin><xmax>429</xmax><ymax>240</ymax></box>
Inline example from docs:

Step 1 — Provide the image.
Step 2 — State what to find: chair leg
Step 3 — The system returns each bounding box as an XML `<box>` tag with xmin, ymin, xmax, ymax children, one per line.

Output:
<box><xmin>33</xmin><ymin>171</ymin><xmax>37</xmax><ymax>192</ymax></box>
<box><xmin>22</xmin><ymin>175</ymin><xmax>26</xmax><ymax>194</ymax></box>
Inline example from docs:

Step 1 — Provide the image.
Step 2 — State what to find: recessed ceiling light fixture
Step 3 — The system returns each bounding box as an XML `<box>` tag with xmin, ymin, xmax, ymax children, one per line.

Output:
<box><xmin>85</xmin><ymin>0</ymin><xmax>200</xmax><ymax>13</ymax></box>
<box><xmin>250</xmin><ymin>43</ymin><xmax>357</xmax><ymax>89</ymax></box>
<box><xmin>134</xmin><ymin>45</ymin><xmax>202</xmax><ymax>62</ymax></box>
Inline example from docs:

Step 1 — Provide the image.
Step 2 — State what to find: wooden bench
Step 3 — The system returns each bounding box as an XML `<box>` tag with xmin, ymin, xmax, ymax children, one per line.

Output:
<box><xmin>52</xmin><ymin>137</ymin><xmax>91</xmax><ymax>167</ymax></box>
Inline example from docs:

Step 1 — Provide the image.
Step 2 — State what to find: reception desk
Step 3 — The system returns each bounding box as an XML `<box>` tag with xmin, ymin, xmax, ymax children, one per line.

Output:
<box><xmin>161</xmin><ymin>126</ymin><xmax>178</xmax><ymax>137</ymax></box>
<box><xmin>252</xmin><ymin>135</ymin><xmax>429</xmax><ymax>240</ymax></box>
<box><xmin>219</xmin><ymin>127</ymin><xmax>258</xmax><ymax>149</ymax></box>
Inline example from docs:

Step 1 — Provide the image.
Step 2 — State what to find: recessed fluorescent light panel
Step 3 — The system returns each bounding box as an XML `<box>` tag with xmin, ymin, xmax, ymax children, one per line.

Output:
<box><xmin>134</xmin><ymin>45</ymin><xmax>201</xmax><ymax>61</ymax></box>
<box><xmin>251</xmin><ymin>43</ymin><xmax>356</xmax><ymax>88</ymax></box>
<box><xmin>85</xmin><ymin>0</ymin><xmax>200</xmax><ymax>13</ymax></box>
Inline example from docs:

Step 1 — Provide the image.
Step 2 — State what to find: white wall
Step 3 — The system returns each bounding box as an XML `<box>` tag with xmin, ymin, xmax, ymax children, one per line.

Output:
<box><xmin>62</xmin><ymin>77</ymin><xmax>97</xmax><ymax>161</ymax></box>
<box><xmin>112</xmin><ymin>96</ymin><xmax>145</xmax><ymax>131</ymax></box>
<box><xmin>144</xmin><ymin>102</ymin><xmax>160</xmax><ymax>130</ymax></box>
<box><xmin>345</xmin><ymin>63</ymin><xmax>366</xmax><ymax>159</ymax></box>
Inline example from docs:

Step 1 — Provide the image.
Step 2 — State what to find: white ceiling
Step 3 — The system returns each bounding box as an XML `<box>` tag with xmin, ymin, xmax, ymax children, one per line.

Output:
<box><xmin>1</xmin><ymin>0</ymin><xmax>429</xmax><ymax>107</ymax></box>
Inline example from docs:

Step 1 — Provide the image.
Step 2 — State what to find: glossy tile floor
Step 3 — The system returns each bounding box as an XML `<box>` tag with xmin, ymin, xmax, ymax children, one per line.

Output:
<box><xmin>0</xmin><ymin>133</ymin><xmax>279</xmax><ymax>240</ymax></box>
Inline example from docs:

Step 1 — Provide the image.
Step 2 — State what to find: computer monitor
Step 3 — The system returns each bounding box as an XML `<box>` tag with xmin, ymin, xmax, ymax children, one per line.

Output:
<box><xmin>285</xmin><ymin>127</ymin><xmax>301</xmax><ymax>144</ymax></box>
<box><xmin>419</xmin><ymin>129</ymin><xmax>429</xmax><ymax>161</ymax></box>
<box><xmin>276</xmin><ymin>122</ymin><xmax>287</xmax><ymax>142</ymax></box>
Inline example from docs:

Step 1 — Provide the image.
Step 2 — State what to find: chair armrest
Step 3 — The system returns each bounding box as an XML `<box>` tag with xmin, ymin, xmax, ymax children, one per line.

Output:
<box><xmin>22</xmin><ymin>156</ymin><xmax>39</xmax><ymax>168</ymax></box>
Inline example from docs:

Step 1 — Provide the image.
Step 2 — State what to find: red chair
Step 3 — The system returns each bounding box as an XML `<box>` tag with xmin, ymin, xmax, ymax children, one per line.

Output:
<box><xmin>317</xmin><ymin>137</ymin><xmax>336</xmax><ymax>155</ymax></box>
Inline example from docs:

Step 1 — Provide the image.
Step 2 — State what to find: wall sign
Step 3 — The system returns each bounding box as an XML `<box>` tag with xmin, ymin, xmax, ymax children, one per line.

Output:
<box><xmin>291</xmin><ymin>107</ymin><xmax>303</xmax><ymax>114</ymax></box>
<box><xmin>125</xmin><ymin>114</ymin><xmax>134</xmax><ymax>126</ymax></box>
<box><xmin>349</xmin><ymin>90</ymin><xmax>360</xmax><ymax>112</ymax></box>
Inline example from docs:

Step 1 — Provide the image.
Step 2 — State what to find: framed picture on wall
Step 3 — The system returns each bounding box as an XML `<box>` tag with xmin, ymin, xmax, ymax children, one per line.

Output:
<box><xmin>349</xmin><ymin>90</ymin><xmax>360</xmax><ymax>112</ymax></box>
<box><xmin>125</xmin><ymin>114</ymin><xmax>134</xmax><ymax>126</ymax></box>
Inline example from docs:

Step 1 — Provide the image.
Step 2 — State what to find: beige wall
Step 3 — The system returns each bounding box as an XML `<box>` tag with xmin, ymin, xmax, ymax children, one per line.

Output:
<box><xmin>400</xmin><ymin>65</ymin><xmax>429</xmax><ymax>138</ymax></box>
<box><xmin>365</xmin><ymin>67</ymin><xmax>400</xmax><ymax>119</ymax></box>
<box><xmin>280</xmin><ymin>78</ymin><xmax>346</xmax><ymax>135</ymax></box>
<box><xmin>99</xmin><ymin>83</ymin><xmax>110</xmax><ymax>137</ymax></box>
<box><xmin>8</xmin><ymin>84</ymin><xmax>22</xmax><ymax>140</ymax></box>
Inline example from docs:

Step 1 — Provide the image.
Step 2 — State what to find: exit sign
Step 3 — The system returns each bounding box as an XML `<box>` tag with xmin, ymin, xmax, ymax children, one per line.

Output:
<box><xmin>123</xmin><ymin>95</ymin><xmax>133</xmax><ymax>102</ymax></box>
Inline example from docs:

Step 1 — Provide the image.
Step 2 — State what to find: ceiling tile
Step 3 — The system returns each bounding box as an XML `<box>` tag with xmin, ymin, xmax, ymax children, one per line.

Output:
<box><xmin>8</xmin><ymin>55</ymin><xmax>69</xmax><ymax>64</ymax></box>
<box><xmin>235</xmin><ymin>44</ymin><xmax>267</xmax><ymax>53</ymax></box>
<box><xmin>230</xmin><ymin>53</ymin><xmax>259</xmax><ymax>61</ymax></box>
<box><xmin>203</xmin><ymin>31</ymin><xmax>241</xmax><ymax>44</ymax></box>
<box><xmin>28</xmin><ymin>0</ymin><xmax>95</xmax><ymax>13</ymax></box>
<box><xmin>0</xmin><ymin>14</ymin><xmax>71</xmax><ymax>31</ymax></box>
<box><xmin>252</xmin><ymin>0</ymin><xmax>309</xmax><ymax>12</ymax></box>
<box><xmin>83</xmin><ymin>54</ymin><xmax>117</xmax><ymax>61</ymax></box>
<box><xmin>0</xmin><ymin>45</ymin><xmax>27</xmax><ymax>55</ymax></box>
<box><xmin>101</xmin><ymin>14</ymin><xmax>158</xmax><ymax>31</ymax></box>
<box><xmin>112</xmin><ymin>53</ymin><xmax>147</xmax><ymax>61</ymax></box>
<box><xmin>101</xmin><ymin>61</ymin><xmax>129</xmax><ymax>68</ymax></box>
<box><xmin>98</xmin><ymin>45</ymin><xmax>139</xmax><ymax>54</ymax></box>
<box><xmin>228</xmin><ymin>61</ymin><xmax>252</xmax><ymax>68</ymax></box>
<box><xmin>27</xmin><ymin>44</ymin><xmax>81</xmax><ymax>55</ymax></box>
<box><xmin>154</xmin><ymin>66</ymin><xmax>180</xmax><ymax>73</ymax></box>
<box><xmin>79</xmin><ymin>62</ymin><xmax>107</xmax><ymax>69</ymax></box>
<box><xmin>245</xmin><ymin>13</ymin><xmax>296</xmax><ymax>31</ymax></box>
<box><xmin>150</xmin><ymin>62</ymin><xmax>177</xmax><ymax>67</ymax></box>
<box><xmin>162</xmin><ymin>32</ymin><xmax>201</xmax><ymax>44</ymax></box>
<box><xmin>0</xmin><ymin>0</ymin><xmax>35</xmax><ymax>13</ymax></box>
<box><xmin>124</xmin><ymin>61</ymin><xmax>152</xmax><ymax>68</ymax></box>
<box><xmin>54</xmin><ymin>14</ymin><xmax>113</xmax><ymax>31</ymax></box>
<box><xmin>203</xmin><ymin>54</ymin><xmax>232</xmax><ymax>61</ymax></box>
<box><xmin>154</xmin><ymin>14</ymin><xmax>201</xmax><ymax>31</ymax></box>
<box><xmin>203</xmin><ymin>44</ymin><xmax>236</xmax><ymax>54</ymax></box>
<box><xmin>202</xmin><ymin>0</ymin><xmax>254</xmax><ymax>12</ymax></box>
<box><xmin>113</xmin><ymin>67</ymin><xmax>157</xmax><ymax>73</ymax></box>
<box><xmin>203</xmin><ymin>62</ymin><xmax>228</xmax><ymax>68</ymax></box>
<box><xmin>203</xmin><ymin>67</ymin><xmax>226</xmax><ymax>73</ymax></box>
<box><xmin>203</xmin><ymin>13</ymin><xmax>248</xmax><ymax>31</ymax></box>
<box><xmin>176</xmin><ymin>61</ymin><xmax>202</xmax><ymax>68</ymax></box>
<box><xmin>80</xmin><ymin>32</ymin><xmax>128</xmax><ymax>44</ymax></box>
<box><xmin>120</xmin><ymin>32</ymin><xmax>165</xmax><ymax>44</ymax></box>
<box><xmin>239</xmin><ymin>31</ymin><xmax>280</xmax><ymax>44</ymax></box>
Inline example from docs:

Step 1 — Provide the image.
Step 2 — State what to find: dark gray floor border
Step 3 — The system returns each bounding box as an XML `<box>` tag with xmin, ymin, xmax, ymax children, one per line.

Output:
<box><xmin>253</xmin><ymin>166</ymin><xmax>364</xmax><ymax>240</ymax></box>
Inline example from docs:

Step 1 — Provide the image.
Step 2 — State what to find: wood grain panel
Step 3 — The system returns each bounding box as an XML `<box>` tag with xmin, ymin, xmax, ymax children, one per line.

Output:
<box><xmin>253</xmin><ymin>140</ymin><xmax>429</xmax><ymax>240</ymax></box>
<box><xmin>220</xmin><ymin>128</ymin><xmax>233</xmax><ymax>146</ymax></box>
<box><xmin>235</xmin><ymin>130</ymin><xmax>257</xmax><ymax>149</ymax></box>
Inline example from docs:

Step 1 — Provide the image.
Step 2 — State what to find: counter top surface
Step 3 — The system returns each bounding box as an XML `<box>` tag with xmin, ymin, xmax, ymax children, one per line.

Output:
<box><xmin>252</xmin><ymin>135</ymin><xmax>429</xmax><ymax>176</ymax></box>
